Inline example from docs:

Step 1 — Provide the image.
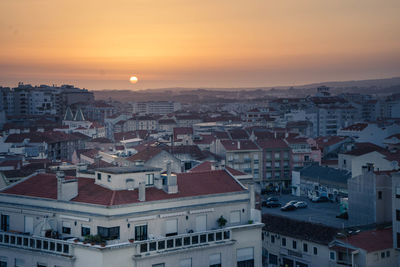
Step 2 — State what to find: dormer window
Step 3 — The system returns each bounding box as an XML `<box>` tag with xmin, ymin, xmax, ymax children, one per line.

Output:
<box><xmin>107</xmin><ymin>175</ymin><xmax>111</xmax><ymax>182</ymax></box>
<box><xmin>97</xmin><ymin>173</ymin><xmax>101</xmax><ymax>180</ymax></box>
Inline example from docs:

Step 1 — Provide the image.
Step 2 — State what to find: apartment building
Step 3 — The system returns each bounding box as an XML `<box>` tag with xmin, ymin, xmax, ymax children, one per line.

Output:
<box><xmin>262</xmin><ymin>214</ymin><xmax>338</xmax><ymax>267</ymax></box>
<box><xmin>221</xmin><ymin>140</ymin><xmax>262</xmax><ymax>182</ymax></box>
<box><xmin>256</xmin><ymin>139</ymin><xmax>292</xmax><ymax>188</ymax></box>
<box><xmin>348</xmin><ymin>167</ymin><xmax>393</xmax><ymax>226</ymax></box>
<box><xmin>0</xmin><ymin>166</ymin><xmax>262</xmax><ymax>267</ymax></box>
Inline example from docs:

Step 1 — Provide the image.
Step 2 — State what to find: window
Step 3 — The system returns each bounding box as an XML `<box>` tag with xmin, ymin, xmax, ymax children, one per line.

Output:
<box><xmin>195</xmin><ymin>215</ymin><xmax>207</xmax><ymax>232</ymax></box>
<box><xmin>0</xmin><ymin>256</ymin><xmax>7</xmax><ymax>267</ymax></box>
<box><xmin>398</xmin><ymin>233</ymin><xmax>400</xmax><ymax>249</ymax></box>
<box><xmin>24</xmin><ymin>216</ymin><xmax>33</xmax><ymax>234</ymax></box>
<box><xmin>397</xmin><ymin>210</ymin><xmax>400</xmax><ymax>221</ymax></box>
<box><xmin>1</xmin><ymin>214</ymin><xmax>9</xmax><ymax>231</ymax></box>
<box><xmin>284</xmin><ymin>151</ymin><xmax>289</xmax><ymax>159</ymax></box>
<box><xmin>135</xmin><ymin>224</ymin><xmax>148</xmax><ymax>241</ymax></box>
<box><xmin>146</xmin><ymin>173</ymin><xmax>154</xmax><ymax>185</ymax></box>
<box><xmin>152</xmin><ymin>264</ymin><xmax>165</xmax><ymax>267</ymax></box>
<box><xmin>274</xmin><ymin>152</ymin><xmax>280</xmax><ymax>160</ymax></box>
<box><xmin>81</xmin><ymin>225</ymin><xmax>90</xmax><ymax>236</ymax></box>
<box><xmin>313</xmin><ymin>247</ymin><xmax>318</xmax><ymax>255</ymax></box>
<box><xmin>237</xmin><ymin>247</ymin><xmax>254</xmax><ymax>267</ymax></box>
<box><xmin>381</xmin><ymin>252</ymin><xmax>385</xmax><ymax>258</ymax></box>
<box><xmin>230</xmin><ymin>211</ymin><xmax>241</xmax><ymax>224</ymax></box>
<box><xmin>303</xmin><ymin>243</ymin><xmax>308</xmax><ymax>252</ymax></box>
<box><xmin>330</xmin><ymin>251</ymin><xmax>336</xmax><ymax>260</ymax></box>
<box><xmin>266</xmin><ymin>152</ymin><xmax>271</xmax><ymax>160</ymax></box>
<box><xmin>281</xmin><ymin>237</ymin><xmax>286</xmax><ymax>247</ymax></box>
<box><xmin>107</xmin><ymin>175</ymin><xmax>111</xmax><ymax>182</ymax></box>
<box><xmin>268</xmin><ymin>253</ymin><xmax>278</xmax><ymax>265</ymax></box>
<box><xmin>396</xmin><ymin>187</ymin><xmax>400</xmax><ymax>198</ymax></box>
<box><xmin>386</xmin><ymin>251</ymin><xmax>390</xmax><ymax>257</ymax></box>
<box><xmin>97</xmin><ymin>226</ymin><xmax>120</xmax><ymax>240</ymax></box>
<box><xmin>15</xmin><ymin>259</ymin><xmax>24</xmax><ymax>267</ymax></box>
<box><xmin>97</xmin><ymin>173</ymin><xmax>101</xmax><ymax>180</ymax></box>
<box><xmin>37</xmin><ymin>263</ymin><xmax>46</xmax><ymax>267</ymax></box>
<box><xmin>292</xmin><ymin>240</ymin><xmax>297</xmax><ymax>249</ymax></box>
<box><xmin>179</xmin><ymin>258</ymin><xmax>192</xmax><ymax>267</ymax></box>
<box><xmin>62</xmin><ymin>222</ymin><xmax>71</xmax><ymax>234</ymax></box>
<box><xmin>165</xmin><ymin>219</ymin><xmax>178</xmax><ymax>237</ymax></box>
<box><xmin>274</xmin><ymin>161</ymin><xmax>280</xmax><ymax>168</ymax></box>
<box><xmin>270</xmin><ymin>235</ymin><xmax>275</xmax><ymax>243</ymax></box>
<box><xmin>209</xmin><ymin>253</ymin><xmax>221</xmax><ymax>267</ymax></box>
<box><xmin>378</xmin><ymin>191</ymin><xmax>382</xmax><ymax>200</ymax></box>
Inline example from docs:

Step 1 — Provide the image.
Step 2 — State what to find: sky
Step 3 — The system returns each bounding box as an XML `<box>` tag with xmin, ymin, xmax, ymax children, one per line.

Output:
<box><xmin>1</xmin><ymin>0</ymin><xmax>400</xmax><ymax>90</ymax></box>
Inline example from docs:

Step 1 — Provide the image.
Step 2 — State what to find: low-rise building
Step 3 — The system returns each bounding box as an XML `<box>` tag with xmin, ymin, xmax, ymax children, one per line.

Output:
<box><xmin>0</xmin><ymin>167</ymin><xmax>263</xmax><ymax>267</ymax></box>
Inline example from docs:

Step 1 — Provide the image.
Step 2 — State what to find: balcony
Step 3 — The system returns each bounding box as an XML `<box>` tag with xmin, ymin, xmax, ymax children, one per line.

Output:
<box><xmin>244</xmin><ymin>158</ymin><xmax>251</xmax><ymax>163</ymax></box>
<box><xmin>134</xmin><ymin>229</ymin><xmax>232</xmax><ymax>257</ymax></box>
<box><xmin>0</xmin><ymin>231</ymin><xmax>72</xmax><ymax>257</ymax></box>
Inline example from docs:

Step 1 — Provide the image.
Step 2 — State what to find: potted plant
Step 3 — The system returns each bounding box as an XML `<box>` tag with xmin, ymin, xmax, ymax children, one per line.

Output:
<box><xmin>100</xmin><ymin>243</ymin><xmax>106</xmax><ymax>247</ymax></box>
<box><xmin>129</xmin><ymin>238</ymin><xmax>134</xmax><ymax>243</ymax></box>
<box><xmin>217</xmin><ymin>216</ymin><xmax>227</xmax><ymax>228</ymax></box>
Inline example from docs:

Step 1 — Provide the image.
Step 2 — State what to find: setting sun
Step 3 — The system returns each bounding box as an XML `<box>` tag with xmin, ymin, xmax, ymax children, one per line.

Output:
<box><xmin>129</xmin><ymin>76</ymin><xmax>138</xmax><ymax>84</ymax></box>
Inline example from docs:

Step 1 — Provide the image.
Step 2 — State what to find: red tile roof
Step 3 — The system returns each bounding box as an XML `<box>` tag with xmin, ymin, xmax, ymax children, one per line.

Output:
<box><xmin>343</xmin><ymin>142</ymin><xmax>385</xmax><ymax>156</ymax></box>
<box><xmin>315</xmin><ymin>136</ymin><xmax>347</xmax><ymax>148</ymax></box>
<box><xmin>173</xmin><ymin>127</ymin><xmax>193</xmax><ymax>139</ymax></box>
<box><xmin>340</xmin><ymin>228</ymin><xmax>393</xmax><ymax>253</ymax></box>
<box><xmin>114</xmin><ymin>131</ymin><xmax>138</xmax><ymax>142</ymax></box>
<box><xmin>256</xmin><ymin>139</ymin><xmax>288</xmax><ymax>149</ymax></box>
<box><xmin>189</xmin><ymin>161</ymin><xmax>213</xmax><ymax>172</ymax></box>
<box><xmin>193</xmin><ymin>135</ymin><xmax>216</xmax><ymax>145</ymax></box>
<box><xmin>1</xmin><ymin>170</ymin><xmax>245</xmax><ymax>206</ymax></box>
<box><xmin>212</xmin><ymin>131</ymin><xmax>230</xmax><ymax>139</ymax></box>
<box><xmin>126</xmin><ymin>147</ymin><xmax>163</xmax><ymax>162</ymax></box>
<box><xmin>228</xmin><ymin>129</ymin><xmax>249</xmax><ymax>140</ymax></box>
<box><xmin>5</xmin><ymin>131</ymin><xmax>83</xmax><ymax>143</ymax></box>
<box><xmin>341</xmin><ymin>123</ymin><xmax>368</xmax><ymax>131</ymax></box>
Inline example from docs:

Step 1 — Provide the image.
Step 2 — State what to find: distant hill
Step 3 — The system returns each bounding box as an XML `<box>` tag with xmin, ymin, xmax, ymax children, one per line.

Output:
<box><xmin>94</xmin><ymin>76</ymin><xmax>400</xmax><ymax>102</ymax></box>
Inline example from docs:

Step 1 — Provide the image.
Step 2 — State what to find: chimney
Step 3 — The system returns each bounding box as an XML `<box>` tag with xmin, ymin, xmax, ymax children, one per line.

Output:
<box><xmin>237</xmin><ymin>141</ymin><xmax>241</xmax><ymax>149</ymax></box>
<box><xmin>167</xmin><ymin>173</ymin><xmax>178</xmax><ymax>194</ymax></box>
<box><xmin>167</xmin><ymin>161</ymin><xmax>171</xmax><ymax>177</ymax></box>
<box><xmin>57</xmin><ymin>171</ymin><xmax>78</xmax><ymax>201</ymax></box>
<box><xmin>249</xmin><ymin>182</ymin><xmax>255</xmax><ymax>209</ymax></box>
<box><xmin>138</xmin><ymin>182</ymin><xmax>146</xmax><ymax>201</ymax></box>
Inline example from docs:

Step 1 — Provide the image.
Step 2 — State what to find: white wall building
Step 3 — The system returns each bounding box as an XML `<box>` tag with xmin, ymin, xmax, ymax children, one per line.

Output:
<box><xmin>0</xmin><ymin>166</ymin><xmax>262</xmax><ymax>267</ymax></box>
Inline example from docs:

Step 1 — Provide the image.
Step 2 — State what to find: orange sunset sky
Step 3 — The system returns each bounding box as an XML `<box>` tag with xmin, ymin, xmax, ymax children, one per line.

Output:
<box><xmin>1</xmin><ymin>0</ymin><xmax>400</xmax><ymax>90</ymax></box>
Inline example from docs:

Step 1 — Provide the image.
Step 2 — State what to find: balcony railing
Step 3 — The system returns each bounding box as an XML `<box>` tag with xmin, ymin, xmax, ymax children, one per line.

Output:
<box><xmin>134</xmin><ymin>229</ymin><xmax>232</xmax><ymax>256</ymax></box>
<box><xmin>0</xmin><ymin>231</ymin><xmax>72</xmax><ymax>256</ymax></box>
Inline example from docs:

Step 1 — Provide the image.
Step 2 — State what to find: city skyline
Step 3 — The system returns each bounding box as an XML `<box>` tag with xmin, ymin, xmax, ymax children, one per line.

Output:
<box><xmin>1</xmin><ymin>0</ymin><xmax>400</xmax><ymax>90</ymax></box>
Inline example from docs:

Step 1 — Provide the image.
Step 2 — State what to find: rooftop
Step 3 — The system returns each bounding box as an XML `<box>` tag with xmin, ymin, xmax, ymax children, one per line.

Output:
<box><xmin>262</xmin><ymin>213</ymin><xmax>338</xmax><ymax>245</ymax></box>
<box><xmin>97</xmin><ymin>166</ymin><xmax>162</xmax><ymax>174</ymax></box>
<box><xmin>339</xmin><ymin>228</ymin><xmax>393</xmax><ymax>253</ymax></box>
<box><xmin>1</xmin><ymin>170</ymin><xmax>245</xmax><ymax>206</ymax></box>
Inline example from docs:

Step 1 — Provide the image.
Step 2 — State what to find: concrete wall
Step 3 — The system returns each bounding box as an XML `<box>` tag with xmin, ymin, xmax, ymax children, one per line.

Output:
<box><xmin>348</xmin><ymin>171</ymin><xmax>377</xmax><ymax>226</ymax></box>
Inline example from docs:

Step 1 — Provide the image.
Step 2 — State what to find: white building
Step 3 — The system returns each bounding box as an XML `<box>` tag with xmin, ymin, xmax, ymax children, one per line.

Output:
<box><xmin>131</xmin><ymin>101</ymin><xmax>181</xmax><ymax>115</ymax></box>
<box><xmin>0</xmin><ymin>166</ymin><xmax>262</xmax><ymax>267</ymax></box>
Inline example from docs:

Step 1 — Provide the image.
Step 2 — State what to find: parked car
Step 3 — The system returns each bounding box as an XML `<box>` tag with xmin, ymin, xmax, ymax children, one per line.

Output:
<box><xmin>266</xmin><ymin>197</ymin><xmax>279</xmax><ymax>202</ymax></box>
<box><xmin>311</xmin><ymin>196</ymin><xmax>331</xmax><ymax>203</ymax></box>
<box><xmin>280</xmin><ymin>204</ymin><xmax>296</xmax><ymax>211</ymax></box>
<box><xmin>285</xmin><ymin>200</ymin><xmax>298</xmax><ymax>206</ymax></box>
<box><xmin>294</xmin><ymin>201</ymin><xmax>307</xmax><ymax>208</ymax></box>
<box><xmin>263</xmin><ymin>200</ymin><xmax>281</xmax><ymax>208</ymax></box>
